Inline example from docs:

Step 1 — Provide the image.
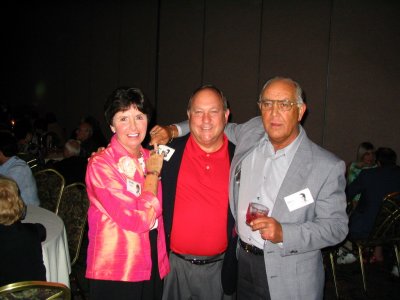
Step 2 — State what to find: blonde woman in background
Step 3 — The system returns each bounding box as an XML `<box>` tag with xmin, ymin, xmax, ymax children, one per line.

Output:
<box><xmin>0</xmin><ymin>175</ymin><xmax>46</xmax><ymax>286</ymax></box>
<box><xmin>347</xmin><ymin>142</ymin><xmax>377</xmax><ymax>209</ymax></box>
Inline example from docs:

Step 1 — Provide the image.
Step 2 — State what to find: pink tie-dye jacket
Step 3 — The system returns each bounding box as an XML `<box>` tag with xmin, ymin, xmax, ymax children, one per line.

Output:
<box><xmin>85</xmin><ymin>135</ymin><xmax>169</xmax><ymax>281</ymax></box>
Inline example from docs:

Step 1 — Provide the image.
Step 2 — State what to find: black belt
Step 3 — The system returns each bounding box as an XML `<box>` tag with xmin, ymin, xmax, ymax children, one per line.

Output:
<box><xmin>239</xmin><ymin>239</ymin><xmax>264</xmax><ymax>256</ymax></box>
<box><xmin>172</xmin><ymin>252</ymin><xmax>224</xmax><ymax>265</ymax></box>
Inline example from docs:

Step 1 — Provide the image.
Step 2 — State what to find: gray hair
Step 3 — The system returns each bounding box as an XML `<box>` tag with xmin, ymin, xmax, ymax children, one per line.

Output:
<box><xmin>258</xmin><ymin>76</ymin><xmax>304</xmax><ymax>104</ymax></box>
<box><xmin>64</xmin><ymin>139</ymin><xmax>81</xmax><ymax>156</ymax></box>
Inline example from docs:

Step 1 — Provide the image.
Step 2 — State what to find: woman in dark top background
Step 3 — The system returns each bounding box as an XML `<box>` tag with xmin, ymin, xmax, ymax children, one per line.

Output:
<box><xmin>0</xmin><ymin>175</ymin><xmax>46</xmax><ymax>286</ymax></box>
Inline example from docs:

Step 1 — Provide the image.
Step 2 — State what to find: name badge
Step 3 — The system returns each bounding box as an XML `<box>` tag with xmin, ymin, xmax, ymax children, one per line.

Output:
<box><xmin>127</xmin><ymin>179</ymin><xmax>141</xmax><ymax>197</ymax></box>
<box><xmin>158</xmin><ymin>145</ymin><xmax>175</xmax><ymax>161</ymax></box>
<box><xmin>284</xmin><ymin>188</ymin><xmax>314</xmax><ymax>212</ymax></box>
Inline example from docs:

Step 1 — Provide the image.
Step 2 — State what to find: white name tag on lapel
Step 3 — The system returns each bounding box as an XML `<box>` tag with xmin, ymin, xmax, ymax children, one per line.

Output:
<box><xmin>284</xmin><ymin>188</ymin><xmax>314</xmax><ymax>212</ymax></box>
<box><xmin>127</xmin><ymin>179</ymin><xmax>141</xmax><ymax>197</ymax></box>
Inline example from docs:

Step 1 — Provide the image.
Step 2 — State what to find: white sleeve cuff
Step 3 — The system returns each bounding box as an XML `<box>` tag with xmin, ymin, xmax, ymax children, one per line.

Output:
<box><xmin>172</xmin><ymin>123</ymin><xmax>182</xmax><ymax>137</ymax></box>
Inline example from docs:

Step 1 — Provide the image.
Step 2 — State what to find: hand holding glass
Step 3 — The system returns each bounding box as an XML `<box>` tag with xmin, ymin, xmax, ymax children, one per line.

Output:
<box><xmin>246</xmin><ymin>202</ymin><xmax>269</xmax><ymax>225</ymax></box>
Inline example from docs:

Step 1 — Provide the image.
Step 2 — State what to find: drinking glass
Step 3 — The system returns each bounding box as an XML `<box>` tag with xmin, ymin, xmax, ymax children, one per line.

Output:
<box><xmin>246</xmin><ymin>202</ymin><xmax>269</xmax><ymax>225</ymax></box>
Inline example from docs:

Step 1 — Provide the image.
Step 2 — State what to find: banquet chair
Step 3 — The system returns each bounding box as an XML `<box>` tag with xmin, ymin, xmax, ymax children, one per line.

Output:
<box><xmin>17</xmin><ymin>152</ymin><xmax>40</xmax><ymax>173</ymax></box>
<box><xmin>386</xmin><ymin>192</ymin><xmax>400</xmax><ymax>281</ymax></box>
<box><xmin>329</xmin><ymin>191</ymin><xmax>400</xmax><ymax>293</ymax></box>
<box><xmin>34</xmin><ymin>168</ymin><xmax>65</xmax><ymax>213</ymax></box>
<box><xmin>0</xmin><ymin>280</ymin><xmax>71</xmax><ymax>300</ymax></box>
<box><xmin>321</xmin><ymin>246</ymin><xmax>340</xmax><ymax>299</ymax></box>
<box><xmin>57</xmin><ymin>182</ymin><xmax>89</xmax><ymax>299</ymax></box>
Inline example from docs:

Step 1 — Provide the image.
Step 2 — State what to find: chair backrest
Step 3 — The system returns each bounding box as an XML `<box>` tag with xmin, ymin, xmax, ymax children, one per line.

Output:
<box><xmin>0</xmin><ymin>280</ymin><xmax>71</xmax><ymax>300</ymax></box>
<box><xmin>17</xmin><ymin>152</ymin><xmax>41</xmax><ymax>173</ymax></box>
<box><xmin>384</xmin><ymin>191</ymin><xmax>400</xmax><ymax>203</ymax></box>
<box><xmin>57</xmin><ymin>183</ymin><xmax>89</xmax><ymax>266</ymax></box>
<box><xmin>368</xmin><ymin>191</ymin><xmax>400</xmax><ymax>242</ymax></box>
<box><xmin>34</xmin><ymin>168</ymin><xmax>65</xmax><ymax>213</ymax></box>
<box><xmin>381</xmin><ymin>192</ymin><xmax>400</xmax><ymax>241</ymax></box>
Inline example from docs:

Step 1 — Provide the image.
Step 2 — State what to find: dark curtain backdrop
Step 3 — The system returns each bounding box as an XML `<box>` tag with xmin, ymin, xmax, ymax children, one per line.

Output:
<box><xmin>2</xmin><ymin>0</ymin><xmax>400</xmax><ymax>163</ymax></box>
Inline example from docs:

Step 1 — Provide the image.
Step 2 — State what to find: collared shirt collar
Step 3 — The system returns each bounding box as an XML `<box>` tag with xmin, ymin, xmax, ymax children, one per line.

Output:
<box><xmin>187</xmin><ymin>134</ymin><xmax>228</xmax><ymax>158</ymax></box>
<box><xmin>258</xmin><ymin>125</ymin><xmax>304</xmax><ymax>163</ymax></box>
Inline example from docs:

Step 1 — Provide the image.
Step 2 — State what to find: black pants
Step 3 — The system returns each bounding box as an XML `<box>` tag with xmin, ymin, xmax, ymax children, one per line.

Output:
<box><xmin>237</xmin><ymin>246</ymin><xmax>271</xmax><ymax>300</ymax></box>
<box><xmin>89</xmin><ymin>230</ymin><xmax>163</xmax><ymax>300</ymax></box>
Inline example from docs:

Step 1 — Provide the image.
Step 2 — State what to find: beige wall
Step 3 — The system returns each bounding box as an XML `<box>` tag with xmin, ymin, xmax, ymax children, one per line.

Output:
<box><xmin>4</xmin><ymin>0</ymin><xmax>400</xmax><ymax>163</ymax></box>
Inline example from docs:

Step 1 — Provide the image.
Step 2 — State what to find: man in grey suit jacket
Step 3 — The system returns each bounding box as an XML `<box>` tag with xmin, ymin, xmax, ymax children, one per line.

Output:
<box><xmin>150</xmin><ymin>76</ymin><xmax>348</xmax><ymax>300</ymax></box>
<box><xmin>225</xmin><ymin>77</ymin><xmax>348</xmax><ymax>300</ymax></box>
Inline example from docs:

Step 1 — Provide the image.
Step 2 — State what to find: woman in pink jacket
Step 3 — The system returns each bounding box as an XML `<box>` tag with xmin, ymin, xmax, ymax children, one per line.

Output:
<box><xmin>85</xmin><ymin>87</ymin><xmax>169</xmax><ymax>299</ymax></box>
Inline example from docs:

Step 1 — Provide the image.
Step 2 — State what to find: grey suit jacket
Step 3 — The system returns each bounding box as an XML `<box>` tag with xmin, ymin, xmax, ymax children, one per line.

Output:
<box><xmin>226</xmin><ymin>116</ymin><xmax>348</xmax><ymax>300</ymax></box>
<box><xmin>177</xmin><ymin>117</ymin><xmax>348</xmax><ymax>299</ymax></box>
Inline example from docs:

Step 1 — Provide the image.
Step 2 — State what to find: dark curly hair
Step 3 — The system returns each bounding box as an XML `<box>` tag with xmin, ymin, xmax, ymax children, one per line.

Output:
<box><xmin>104</xmin><ymin>87</ymin><xmax>153</xmax><ymax>126</ymax></box>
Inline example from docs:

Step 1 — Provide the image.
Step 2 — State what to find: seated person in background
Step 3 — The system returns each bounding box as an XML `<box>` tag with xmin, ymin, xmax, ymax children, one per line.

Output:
<box><xmin>75</xmin><ymin>119</ymin><xmax>106</xmax><ymax>158</ymax></box>
<box><xmin>0</xmin><ymin>132</ymin><xmax>40</xmax><ymax>206</ymax></box>
<box><xmin>338</xmin><ymin>147</ymin><xmax>400</xmax><ymax>264</ymax></box>
<box><xmin>45</xmin><ymin>112</ymin><xmax>66</xmax><ymax>148</ymax></box>
<box><xmin>49</xmin><ymin>139</ymin><xmax>87</xmax><ymax>185</ymax></box>
<box><xmin>13</xmin><ymin>118</ymin><xmax>36</xmax><ymax>154</ymax></box>
<box><xmin>347</xmin><ymin>141</ymin><xmax>377</xmax><ymax>208</ymax></box>
<box><xmin>0</xmin><ymin>175</ymin><xmax>46</xmax><ymax>286</ymax></box>
<box><xmin>82</xmin><ymin>115</ymin><xmax>108</xmax><ymax>147</ymax></box>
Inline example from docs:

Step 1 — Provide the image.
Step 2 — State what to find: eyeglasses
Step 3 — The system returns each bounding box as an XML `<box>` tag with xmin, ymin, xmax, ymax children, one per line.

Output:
<box><xmin>258</xmin><ymin>99</ymin><xmax>299</xmax><ymax>111</ymax></box>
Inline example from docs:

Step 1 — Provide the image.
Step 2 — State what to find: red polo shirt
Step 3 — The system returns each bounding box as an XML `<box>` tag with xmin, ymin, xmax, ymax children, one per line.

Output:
<box><xmin>170</xmin><ymin>135</ymin><xmax>230</xmax><ymax>256</ymax></box>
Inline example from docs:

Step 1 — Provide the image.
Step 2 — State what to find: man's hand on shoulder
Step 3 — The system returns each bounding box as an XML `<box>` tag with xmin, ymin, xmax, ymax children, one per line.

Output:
<box><xmin>149</xmin><ymin>125</ymin><xmax>177</xmax><ymax>146</ymax></box>
<box><xmin>89</xmin><ymin>147</ymin><xmax>106</xmax><ymax>160</ymax></box>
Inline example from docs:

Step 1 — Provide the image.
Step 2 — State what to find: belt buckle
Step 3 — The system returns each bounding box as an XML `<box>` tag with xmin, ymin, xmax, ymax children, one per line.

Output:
<box><xmin>241</xmin><ymin>239</ymin><xmax>262</xmax><ymax>255</ymax></box>
<box><xmin>173</xmin><ymin>251</ymin><xmax>222</xmax><ymax>265</ymax></box>
<box><xmin>190</xmin><ymin>258</ymin><xmax>206</xmax><ymax>265</ymax></box>
<box><xmin>240</xmin><ymin>239</ymin><xmax>250</xmax><ymax>253</ymax></box>
<box><xmin>245</xmin><ymin>245</ymin><xmax>251</xmax><ymax>253</ymax></box>
<box><xmin>244</xmin><ymin>243</ymin><xmax>253</xmax><ymax>253</ymax></box>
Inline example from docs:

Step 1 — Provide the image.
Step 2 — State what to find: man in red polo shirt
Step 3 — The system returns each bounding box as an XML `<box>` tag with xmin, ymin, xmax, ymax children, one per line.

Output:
<box><xmin>151</xmin><ymin>85</ymin><xmax>236</xmax><ymax>300</ymax></box>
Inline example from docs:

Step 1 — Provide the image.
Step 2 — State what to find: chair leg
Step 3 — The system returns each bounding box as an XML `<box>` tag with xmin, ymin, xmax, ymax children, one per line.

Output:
<box><xmin>70</xmin><ymin>269</ymin><xmax>86</xmax><ymax>300</ymax></box>
<box><xmin>329</xmin><ymin>251</ymin><xmax>340</xmax><ymax>299</ymax></box>
<box><xmin>358</xmin><ymin>246</ymin><xmax>367</xmax><ymax>292</ymax></box>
